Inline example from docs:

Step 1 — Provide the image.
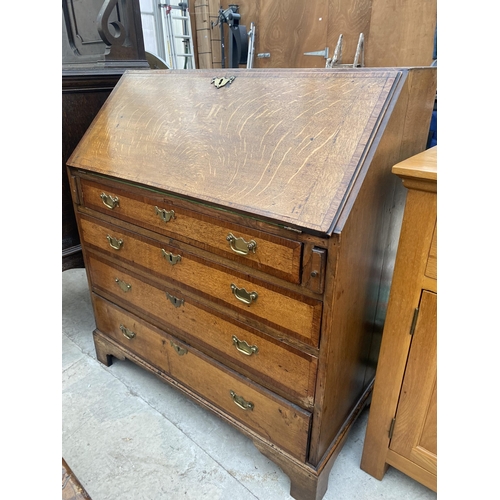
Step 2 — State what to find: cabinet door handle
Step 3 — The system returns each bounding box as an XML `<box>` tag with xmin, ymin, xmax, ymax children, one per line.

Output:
<box><xmin>161</xmin><ymin>249</ymin><xmax>181</xmax><ymax>265</ymax></box>
<box><xmin>232</xmin><ymin>335</ymin><xmax>258</xmax><ymax>356</ymax></box>
<box><xmin>230</xmin><ymin>390</ymin><xmax>254</xmax><ymax>411</ymax></box>
<box><xmin>100</xmin><ymin>192</ymin><xmax>119</xmax><ymax>209</ymax></box>
<box><xmin>119</xmin><ymin>325</ymin><xmax>135</xmax><ymax>340</ymax></box>
<box><xmin>230</xmin><ymin>284</ymin><xmax>258</xmax><ymax>306</ymax></box>
<box><xmin>155</xmin><ymin>206</ymin><xmax>175</xmax><ymax>222</ymax></box>
<box><xmin>107</xmin><ymin>235</ymin><xmax>123</xmax><ymax>250</ymax></box>
<box><xmin>226</xmin><ymin>233</ymin><xmax>257</xmax><ymax>255</ymax></box>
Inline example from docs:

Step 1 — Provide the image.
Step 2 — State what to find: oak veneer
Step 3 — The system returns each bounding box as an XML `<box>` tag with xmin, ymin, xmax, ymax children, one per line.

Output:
<box><xmin>360</xmin><ymin>146</ymin><xmax>437</xmax><ymax>491</ymax></box>
<box><xmin>68</xmin><ymin>68</ymin><xmax>436</xmax><ymax>499</ymax></box>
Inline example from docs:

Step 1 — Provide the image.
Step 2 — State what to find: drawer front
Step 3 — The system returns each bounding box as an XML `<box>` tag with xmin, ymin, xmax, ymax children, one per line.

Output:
<box><xmin>167</xmin><ymin>336</ymin><xmax>311</xmax><ymax>462</ymax></box>
<box><xmin>93</xmin><ymin>294</ymin><xmax>171</xmax><ymax>375</ymax></box>
<box><xmin>79</xmin><ymin>215</ymin><xmax>322</xmax><ymax>345</ymax></box>
<box><xmin>92</xmin><ymin>295</ymin><xmax>311</xmax><ymax>461</ymax></box>
<box><xmin>87</xmin><ymin>253</ymin><xmax>317</xmax><ymax>408</ymax></box>
<box><xmin>80</xmin><ymin>177</ymin><xmax>302</xmax><ymax>283</ymax></box>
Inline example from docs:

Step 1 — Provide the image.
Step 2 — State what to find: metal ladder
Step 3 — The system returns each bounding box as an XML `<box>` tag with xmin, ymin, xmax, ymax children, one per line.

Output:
<box><xmin>160</xmin><ymin>2</ymin><xmax>196</xmax><ymax>69</ymax></box>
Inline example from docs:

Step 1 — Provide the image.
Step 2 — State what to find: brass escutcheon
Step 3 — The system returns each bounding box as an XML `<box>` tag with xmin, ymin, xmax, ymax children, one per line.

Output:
<box><xmin>170</xmin><ymin>341</ymin><xmax>188</xmax><ymax>356</ymax></box>
<box><xmin>232</xmin><ymin>335</ymin><xmax>258</xmax><ymax>356</ymax></box>
<box><xmin>230</xmin><ymin>284</ymin><xmax>258</xmax><ymax>306</ymax></box>
<box><xmin>161</xmin><ymin>249</ymin><xmax>182</xmax><ymax>265</ymax></box>
<box><xmin>230</xmin><ymin>390</ymin><xmax>254</xmax><ymax>411</ymax></box>
<box><xmin>211</xmin><ymin>76</ymin><xmax>235</xmax><ymax>88</ymax></box>
<box><xmin>107</xmin><ymin>235</ymin><xmax>123</xmax><ymax>250</ymax></box>
<box><xmin>155</xmin><ymin>206</ymin><xmax>175</xmax><ymax>222</ymax></box>
<box><xmin>100</xmin><ymin>192</ymin><xmax>119</xmax><ymax>209</ymax></box>
<box><xmin>115</xmin><ymin>278</ymin><xmax>131</xmax><ymax>293</ymax></box>
<box><xmin>119</xmin><ymin>324</ymin><xmax>135</xmax><ymax>340</ymax></box>
<box><xmin>166</xmin><ymin>291</ymin><xmax>184</xmax><ymax>308</ymax></box>
<box><xmin>226</xmin><ymin>233</ymin><xmax>257</xmax><ymax>256</ymax></box>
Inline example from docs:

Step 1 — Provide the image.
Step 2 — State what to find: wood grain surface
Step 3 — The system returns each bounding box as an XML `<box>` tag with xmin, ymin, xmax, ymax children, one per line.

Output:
<box><xmin>68</xmin><ymin>69</ymin><xmax>401</xmax><ymax>235</ymax></box>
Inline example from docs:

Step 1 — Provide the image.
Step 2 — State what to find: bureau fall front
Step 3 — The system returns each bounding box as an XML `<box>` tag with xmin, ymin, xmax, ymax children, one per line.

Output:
<box><xmin>67</xmin><ymin>67</ymin><xmax>436</xmax><ymax>499</ymax></box>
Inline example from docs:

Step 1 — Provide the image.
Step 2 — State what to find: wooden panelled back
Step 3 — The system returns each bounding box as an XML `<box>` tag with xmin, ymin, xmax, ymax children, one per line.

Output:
<box><xmin>193</xmin><ymin>0</ymin><xmax>436</xmax><ymax>69</ymax></box>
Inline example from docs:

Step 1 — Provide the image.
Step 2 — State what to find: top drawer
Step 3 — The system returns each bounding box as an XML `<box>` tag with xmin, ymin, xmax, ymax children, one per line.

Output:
<box><xmin>79</xmin><ymin>177</ymin><xmax>302</xmax><ymax>284</ymax></box>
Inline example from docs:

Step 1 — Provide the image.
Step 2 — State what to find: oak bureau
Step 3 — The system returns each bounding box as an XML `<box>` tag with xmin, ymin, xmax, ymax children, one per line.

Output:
<box><xmin>67</xmin><ymin>68</ymin><xmax>436</xmax><ymax>499</ymax></box>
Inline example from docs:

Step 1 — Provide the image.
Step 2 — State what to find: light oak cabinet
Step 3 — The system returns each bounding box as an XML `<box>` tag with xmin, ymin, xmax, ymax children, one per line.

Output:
<box><xmin>361</xmin><ymin>146</ymin><xmax>437</xmax><ymax>491</ymax></box>
<box><xmin>67</xmin><ymin>68</ymin><xmax>435</xmax><ymax>500</ymax></box>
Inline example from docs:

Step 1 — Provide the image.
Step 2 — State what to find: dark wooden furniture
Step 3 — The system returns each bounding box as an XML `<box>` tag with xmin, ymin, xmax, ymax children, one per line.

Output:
<box><xmin>67</xmin><ymin>67</ymin><xmax>436</xmax><ymax>499</ymax></box>
<box><xmin>62</xmin><ymin>0</ymin><xmax>149</xmax><ymax>271</ymax></box>
<box><xmin>361</xmin><ymin>146</ymin><xmax>437</xmax><ymax>491</ymax></box>
<box><xmin>62</xmin><ymin>459</ymin><xmax>92</xmax><ymax>500</ymax></box>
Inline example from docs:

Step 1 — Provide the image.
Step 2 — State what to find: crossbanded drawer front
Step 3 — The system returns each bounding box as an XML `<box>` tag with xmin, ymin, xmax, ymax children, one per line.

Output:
<box><xmin>79</xmin><ymin>215</ymin><xmax>322</xmax><ymax>346</ymax></box>
<box><xmin>92</xmin><ymin>295</ymin><xmax>311</xmax><ymax>461</ymax></box>
<box><xmin>79</xmin><ymin>177</ymin><xmax>302</xmax><ymax>284</ymax></box>
<box><xmin>166</xmin><ymin>335</ymin><xmax>311</xmax><ymax>462</ymax></box>
<box><xmin>93</xmin><ymin>294</ymin><xmax>171</xmax><ymax>375</ymax></box>
<box><xmin>87</xmin><ymin>253</ymin><xmax>317</xmax><ymax>408</ymax></box>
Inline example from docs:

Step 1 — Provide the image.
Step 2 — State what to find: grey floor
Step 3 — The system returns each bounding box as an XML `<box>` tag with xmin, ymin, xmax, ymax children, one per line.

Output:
<box><xmin>62</xmin><ymin>267</ymin><xmax>438</xmax><ymax>500</ymax></box>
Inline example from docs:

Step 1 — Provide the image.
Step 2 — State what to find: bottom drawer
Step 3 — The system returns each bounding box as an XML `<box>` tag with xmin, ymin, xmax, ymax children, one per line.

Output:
<box><xmin>92</xmin><ymin>294</ymin><xmax>311</xmax><ymax>461</ymax></box>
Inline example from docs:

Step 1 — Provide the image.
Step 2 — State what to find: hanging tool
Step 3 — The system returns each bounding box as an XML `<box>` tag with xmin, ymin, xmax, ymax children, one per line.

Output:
<box><xmin>325</xmin><ymin>33</ymin><xmax>365</xmax><ymax>68</ymax></box>
<box><xmin>246</xmin><ymin>22</ymin><xmax>255</xmax><ymax>68</ymax></box>
<box><xmin>212</xmin><ymin>4</ymin><xmax>248</xmax><ymax>68</ymax></box>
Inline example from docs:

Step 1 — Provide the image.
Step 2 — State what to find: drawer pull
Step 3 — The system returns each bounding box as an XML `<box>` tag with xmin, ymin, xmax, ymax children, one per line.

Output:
<box><xmin>230</xmin><ymin>284</ymin><xmax>258</xmax><ymax>306</ymax></box>
<box><xmin>166</xmin><ymin>291</ymin><xmax>184</xmax><ymax>308</ymax></box>
<box><xmin>230</xmin><ymin>390</ymin><xmax>254</xmax><ymax>411</ymax></box>
<box><xmin>100</xmin><ymin>192</ymin><xmax>119</xmax><ymax>209</ymax></box>
<box><xmin>232</xmin><ymin>335</ymin><xmax>258</xmax><ymax>356</ymax></box>
<box><xmin>226</xmin><ymin>233</ymin><xmax>257</xmax><ymax>256</ymax></box>
<box><xmin>114</xmin><ymin>278</ymin><xmax>132</xmax><ymax>293</ymax></box>
<box><xmin>170</xmin><ymin>341</ymin><xmax>188</xmax><ymax>356</ymax></box>
<box><xmin>161</xmin><ymin>249</ymin><xmax>182</xmax><ymax>265</ymax></box>
<box><xmin>107</xmin><ymin>235</ymin><xmax>123</xmax><ymax>250</ymax></box>
<box><xmin>119</xmin><ymin>325</ymin><xmax>135</xmax><ymax>340</ymax></box>
<box><xmin>155</xmin><ymin>206</ymin><xmax>175</xmax><ymax>222</ymax></box>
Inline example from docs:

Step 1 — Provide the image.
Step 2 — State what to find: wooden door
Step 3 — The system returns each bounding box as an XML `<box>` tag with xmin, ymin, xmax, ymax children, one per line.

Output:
<box><xmin>390</xmin><ymin>290</ymin><xmax>437</xmax><ymax>477</ymax></box>
<box><xmin>213</xmin><ymin>0</ymin><xmax>329</xmax><ymax>68</ymax></box>
<box><xmin>255</xmin><ymin>0</ymin><xmax>329</xmax><ymax>68</ymax></box>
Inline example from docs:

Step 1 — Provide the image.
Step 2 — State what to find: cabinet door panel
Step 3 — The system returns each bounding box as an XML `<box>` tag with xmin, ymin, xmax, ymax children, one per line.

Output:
<box><xmin>255</xmin><ymin>0</ymin><xmax>329</xmax><ymax>68</ymax></box>
<box><xmin>390</xmin><ymin>290</ymin><xmax>437</xmax><ymax>475</ymax></box>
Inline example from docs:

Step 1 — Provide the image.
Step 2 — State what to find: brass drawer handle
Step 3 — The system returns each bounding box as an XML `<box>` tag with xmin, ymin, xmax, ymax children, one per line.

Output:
<box><xmin>230</xmin><ymin>390</ymin><xmax>254</xmax><ymax>411</ymax></box>
<box><xmin>166</xmin><ymin>291</ymin><xmax>184</xmax><ymax>308</ymax></box>
<box><xmin>230</xmin><ymin>284</ymin><xmax>258</xmax><ymax>306</ymax></box>
<box><xmin>170</xmin><ymin>340</ymin><xmax>188</xmax><ymax>356</ymax></box>
<box><xmin>161</xmin><ymin>249</ymin><xmax>182</xmax><ymax>265</ymax></box>
<box><xmin>155</xmin><ymin>206</ymin><xmax>175</xmax><ymax>222</ymax></box>
<box><xmin>100</xmin><ymin>192</ymin><xmax>119</xmax><ymax>209</ymax></box>
<box><xmin>226</xmin><ymin>233</ymin><xmax>257</xmax><ymax>256</ymax></box>
<box><xmin>107</xmin><ymin>235</ymin><xmax>123</xmax><ymax>250</ymax></box>
<box><xmin>119</xmin><ymin>324</ymin><xmax>135</xmax><ymax>340</ymax></box>
<box><xmin>232</xmin><ymin>335</ymin><xmax>258</xmax><ymax>356</ymax></box>
<box><xmin>115</xmin><ymin>278</ymin><xmax>131</xmax><ymax>293</ymax></box>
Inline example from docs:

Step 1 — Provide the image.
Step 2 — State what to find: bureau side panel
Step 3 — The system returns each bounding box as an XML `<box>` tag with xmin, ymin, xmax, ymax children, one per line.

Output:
<box><xmin>308</xmin><ymin>68</ymin><xmax>436</xmax><ymax>465</ymax></box>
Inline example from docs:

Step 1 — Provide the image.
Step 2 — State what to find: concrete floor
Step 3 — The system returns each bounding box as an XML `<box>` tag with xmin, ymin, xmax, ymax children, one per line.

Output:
<box><xmin>62</xmin><ymin>267</ymin><xmax>438</xmax><ymax>500</ymax></box>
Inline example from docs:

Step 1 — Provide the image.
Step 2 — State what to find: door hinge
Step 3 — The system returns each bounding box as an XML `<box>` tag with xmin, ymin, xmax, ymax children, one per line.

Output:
<box><xmin>409</xmin><ymin>307</ymin><xmax>419</xmax><ymax>336</ymax></box>
<box><xmin>388</xmin><ymin>417</ymin><xmax>396</xmax><ymax>439</ymax></box>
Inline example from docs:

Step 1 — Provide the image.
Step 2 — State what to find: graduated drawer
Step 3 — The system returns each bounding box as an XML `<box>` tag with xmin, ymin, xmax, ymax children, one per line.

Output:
<box><xmin>79</xmin><ymin>177</ymin><xmax>302</xmax><ymax>284</ymax></box>
<box><xmin>92</xmin><ymin>295</ymin><xmax>311</xmax><ymax>461</ymax></box>
<box><xmin>79</xmin><ymin>214</ymin><xmax>322</xmax><ymax>346</ymax></box>
<box><xmin>87</xmin><ymin>253</ymin><xmax>317</xmax><ymax>409</ymax></box>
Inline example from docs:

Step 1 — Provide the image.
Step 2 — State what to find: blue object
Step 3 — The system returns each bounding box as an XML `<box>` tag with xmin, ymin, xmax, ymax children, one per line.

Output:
<box><xmin>427</xmin><ymin>110</ymin><xmax>437</xmax><ymax>148</ymax></box>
